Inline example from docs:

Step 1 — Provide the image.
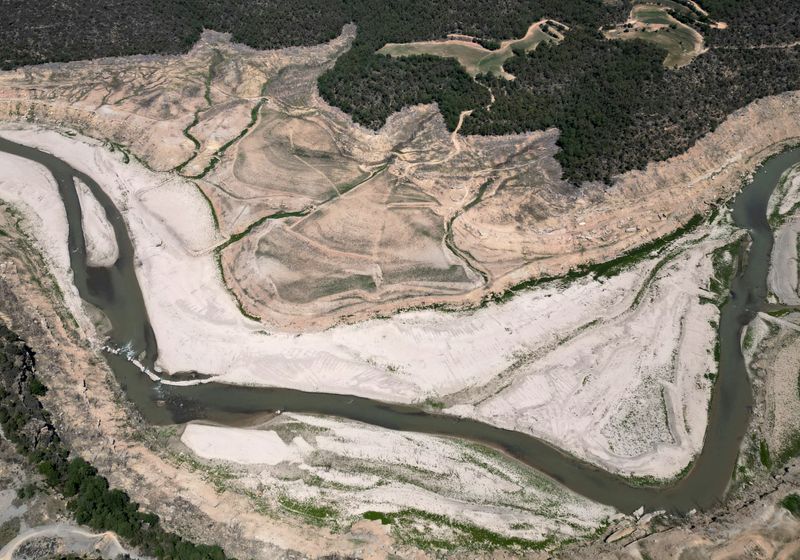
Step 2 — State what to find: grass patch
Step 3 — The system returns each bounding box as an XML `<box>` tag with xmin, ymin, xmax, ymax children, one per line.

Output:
<box><xmin>768</xmin><ymin>164</ymin><xmax>800</xmax><ymax>228</ymax></box>
<box><xmin>0</xmin><ymin>518</ymin><xmax>21</xmax><ymax>549</ymax></box>
<box><xmin>624</xmin><ymin>460</ymin><xmax>694</xmax><ymax>487</ymax></box>
<box><xmin>422</xmin><ymin>398</ymin><xmax>445</xmax><ymax>409</ymax></box>
<box><xmin>0</xmin><ymin>204</ymin><xmax>79</xmax><ymax>331</ymax></box>
<box><xmin>766</xmin><ymin>307</ymin><xmax>794</xmax><ymax>318</ymax></box>
<box><xmin>781</xmin><ymin>493</ymin><xmax>800</xmax><ymax>517</ymax></box>
<box><xmin>604</xmin><ymin>4</ymin><xmax>704</xmax><ymax>68</ymax></box>
<box><xmin>361</xmin><ymin>508</ymin><xmax>551</xmax><ymax>551</ymax></box>
<box><xmin>363</xmin><ymin>510</ymin><xmax>391</xmax><ymax>524</ymax></box>
<box><xmin>759</xmin><ymin>439</ymin><xmax>772</xmax><ymax>469</ymax></box>
<box><xmin>279</xmin><ymin>496</ymin><xmax>336</xmax><ymax>522</ymax></box>
<box><xmin>777</xmin><ymin>430</ymin><xmax>800</xmax><ymax>466</ymax></box>
<box><xmin>171</xmin><ymin>452</ymin><xmax>235</xmax><ymax>492</ymax></box>
<box><xmin>742</xmin><ymin>325</ymin><xmax>756</xmax><ymax>351</ymax></box>
<box><xmin>378</xmin><ymin>22</ymin><xmax>557</xmax><ymax>79</ymax></box>
<box><xmin>708</xmin><ymin>237</ymin><xmax>744</xmax><ymax>304</ymax></box>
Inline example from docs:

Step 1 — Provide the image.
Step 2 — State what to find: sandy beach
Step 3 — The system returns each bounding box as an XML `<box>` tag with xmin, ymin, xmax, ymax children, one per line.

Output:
<box><xmin>76</xmin><ymin>178</ymin><xmax>119</xmax><ymax>267</ymax></box>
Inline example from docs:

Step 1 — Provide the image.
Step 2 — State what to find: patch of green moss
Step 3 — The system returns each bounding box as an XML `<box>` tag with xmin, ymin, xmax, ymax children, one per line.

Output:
<box><xmin>781</xmin><ymin>493</ymin><xmax>800</xmax><ymax>517</ymax></box>
<box><xmin>279</xmin><ymin>496</ymin><xmax>336</xmax><ymax>521</ymax></box>
<box><xmin>759</xmin><ymin>439</ymin><xmax>772</xmax><ymax>469</ymax></box>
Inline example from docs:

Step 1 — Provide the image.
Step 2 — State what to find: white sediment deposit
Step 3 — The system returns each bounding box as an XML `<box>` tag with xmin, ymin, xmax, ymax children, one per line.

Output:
<box><xmin>0</xmin><ymin>125</ymin><xmax>735</xmax><ymax>479</ymax></box>
<box><xmin>447</xmin><ymin>227</ymin><xmax>728</xmax><ymax>477</ymax></box>
<box><xmin>75</xmin><ymin>178</ymin><xmax>119</xmax><ymax>267</ymax></box>
<box><xmin>768</xmin><ymin>166</ymin><xmax>800</xmax><ymax>305</ymax></box>
<box><xmin>0</xmin><ymin>151</ymin><xmax>69</xmax><ymax>275</ymax></box>
<box><xmin>0</xmin><ymin>150</ymin><xmax>92</xmax><ymax>336</ymax></box>
<box><xmin>179</xmin><ymin>414</ymin><xmax>615</xmax><ymax>542</ymax></box>
<box><xmin>770</xmin><ymin>218</ymin><xmax>800</xmax><ymax>305</ymax></box>
<box><xmin>182</xmin><ymin>423</ymin><xmax>310</xmax><ymax>465</ymax></box>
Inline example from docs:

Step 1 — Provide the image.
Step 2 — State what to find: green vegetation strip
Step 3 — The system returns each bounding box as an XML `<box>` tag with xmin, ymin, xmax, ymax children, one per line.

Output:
<box><xmin>211</xmin><ymin>207</ymin><xmax>311</xmax><ymax>322</ymax></box>
<box><xmin>0</xmin><ymin>325</ymin><xmax>233</xmax><ymax>560</ymax></box>
<box><xmin>279</xmin><ymin>496</ymin><xmax>336</xmax><ymax>522</ymax></box>
<box><xmin>707</xmin><ymin>237</ymin><xmax>744</xmax><ymax>304</ymax></box>
<box><xmin>444</xmin><ymin>179</ymin><xmax>493</xmax><ymax>284</ymax></box>
<box><xmin>185</xmin><ymin>99</ymin><xmax>266</xmax><ymax>180</ymax></box>
<box><xmin>362</xmin><ymin>509</ymin><xmax>550</xmax><ymax>551</ymax></box>
<box><xmin>193</xmin><ymin>183</ymin><xmax>219</xmax><ymax>231</ymax></box>
<box><xmin>623</xmin><ymin>460</ymin><xmax>694</xmax><ymax>488</ymax></box>
<box><xmin>1</xmin><ymin>205</ymin><xmax>78</xmax><ymax>332</ymax></box>
<box><xmin>781</xmin><ymin>493</ymin><xmax>800</xmax><ymax>517</ymax></box>
<box><xmin>174</xmin><ymin>112</ymin><xmax>202</xmax><ymax>173</ymax></box>
<box><xmin>759</xmin><ymin>439</ymin><xmax>773</xmax><ymax>469</ymax></box>
<box><xmin>490</xmin><ymin>213</ymin><xmax>705</xmax><ymax>305</ymax></box>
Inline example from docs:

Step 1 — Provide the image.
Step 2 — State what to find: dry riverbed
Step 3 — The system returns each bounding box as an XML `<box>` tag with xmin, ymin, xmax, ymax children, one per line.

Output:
<box><xmin>0</xmin><ymin>124</ymin><xmax>745</xmax><ymax>480</ymax></box>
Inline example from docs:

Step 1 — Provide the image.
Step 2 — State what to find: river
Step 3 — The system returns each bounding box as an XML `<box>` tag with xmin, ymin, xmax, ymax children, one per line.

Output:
<box><xmin>1</xmin><ymin>135</ymin><xmax>798</xmax><ymax>515</ymax></box>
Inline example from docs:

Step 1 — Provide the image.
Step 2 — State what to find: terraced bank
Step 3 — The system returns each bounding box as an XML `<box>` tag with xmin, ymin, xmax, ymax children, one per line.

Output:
<box><xmin>1</xmin><ymin>134</ymin><xmax>797</xmax><ymax>518</ymax></box>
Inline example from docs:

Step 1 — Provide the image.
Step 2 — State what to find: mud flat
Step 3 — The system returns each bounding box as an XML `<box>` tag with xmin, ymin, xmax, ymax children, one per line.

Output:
<box><xmin>0</xmin><ymin>25</ymin><xmax>799</xmax><ymax>560</ymax></box>
<box><xmin>0</xmin><ymin>155</ymin><xmax>616</xmax><ymax>556</ymax></box>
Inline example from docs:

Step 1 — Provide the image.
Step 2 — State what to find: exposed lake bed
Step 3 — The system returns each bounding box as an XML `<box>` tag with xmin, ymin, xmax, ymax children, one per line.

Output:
<box><xmin>0</xmin><ymin>124</ymin><xmax>799</xmax><ymax>554</ymax></box>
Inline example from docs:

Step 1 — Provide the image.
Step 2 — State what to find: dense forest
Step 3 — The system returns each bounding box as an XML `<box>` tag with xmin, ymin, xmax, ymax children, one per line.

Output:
<box><xmin>0</xmin><ymin>325</ymin><xmax>231</xmax><ymax>560</ymax></box>
<box><xmin>2</xmin><ymin>0</ymin><xmax>800</xmax><ymax>181</ymax></box>
<box><xmin>461</xmin><ymin>25</ymin><xmax>800</xmax><ymax>180</ymax></box>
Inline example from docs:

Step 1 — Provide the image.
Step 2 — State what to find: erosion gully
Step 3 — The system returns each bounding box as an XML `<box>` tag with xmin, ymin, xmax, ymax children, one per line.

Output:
<box><xmin>2</xmin><ymin>135</ymin><xmax>798</xmax><ymax>515</ymax></box>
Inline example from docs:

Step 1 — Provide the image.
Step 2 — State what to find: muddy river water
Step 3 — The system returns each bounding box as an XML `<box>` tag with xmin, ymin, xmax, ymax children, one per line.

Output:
<box><xmin>1</xmin><ymin>135</ymin><xmax>799</xmax><ymax>515</ymax></box>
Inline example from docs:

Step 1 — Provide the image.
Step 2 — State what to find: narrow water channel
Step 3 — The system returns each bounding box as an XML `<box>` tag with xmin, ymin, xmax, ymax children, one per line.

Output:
<box><xmin>1</xmin><ymin>135</ymin><xmax>798</xmax><ymax>515</ymax></box>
